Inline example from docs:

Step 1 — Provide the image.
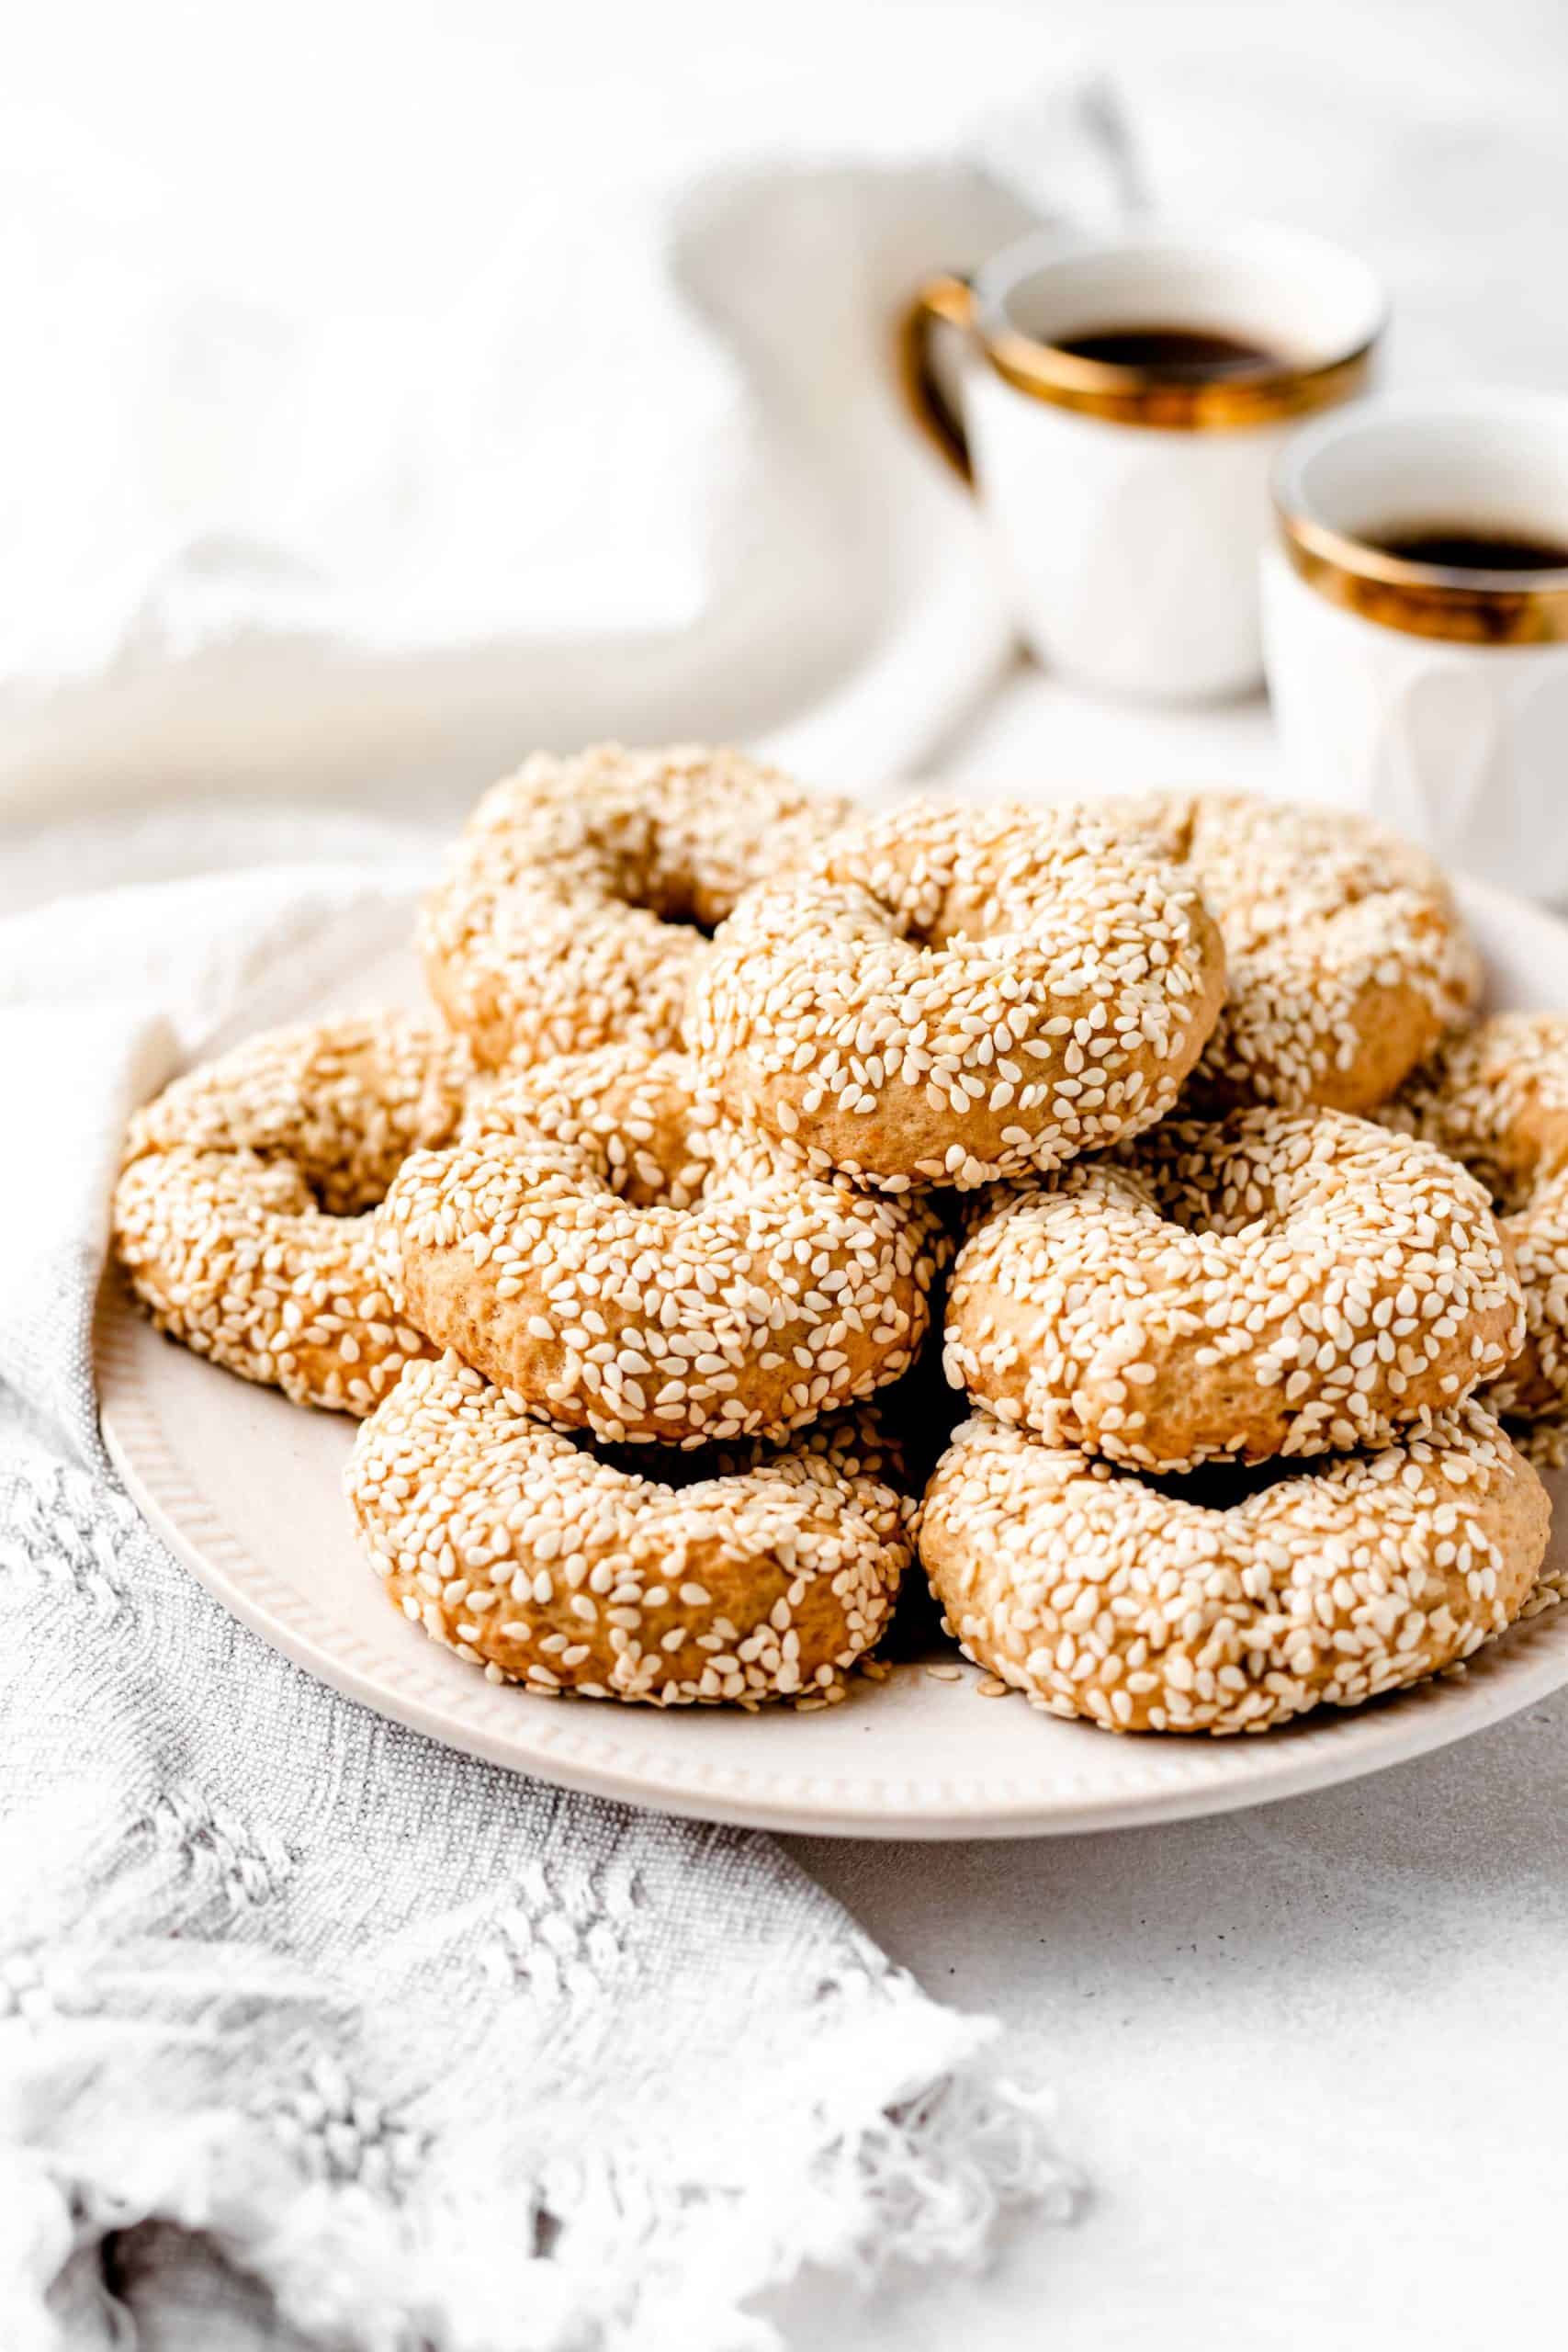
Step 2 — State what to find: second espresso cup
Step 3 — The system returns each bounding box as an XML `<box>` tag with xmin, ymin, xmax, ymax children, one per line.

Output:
<box><xmin>1264</xmin><ymin>390</ymin><xmax>1568</xmax><ymax>900</ymax></box>
<box><xmin>900</xmin><ymin>222</ymin><xmax>1386</xmax><ymax>701</ymax></box>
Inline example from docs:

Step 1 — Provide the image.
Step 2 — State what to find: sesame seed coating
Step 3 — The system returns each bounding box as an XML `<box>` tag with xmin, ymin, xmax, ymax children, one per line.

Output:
<box><xmin>690</xmin><ymin>798</ymin><xmax>1227</xmax><ymax>1192</ymax></box>
<box><xmin>376</xmin><ymin>1046</ymin><xmax>949</xmax><ymax>1449</ymax></box>
<box><xmin>460</xmin><ymin>1041</ymin><xmax>724</xmax><ymax>1208</ymax></box>
<box><xmin>346</xmin><ymin>1351</ymin><xmax>912</xmax><ymax>1704</ymax></box>
<box><xmin>1096</xmin><ymin>792</ymin><xmax>1480</xmax><ymax>1112</ymax></box>
<box><xmin>420</xmin><ymin>743</ymin><xmax>853</xmax><ymax>1069</ymax></box>
<box><xmin>1384</xmin><ymin>1013</ymin><xmax>1568</xmax><ymax>1421</ymax></box>
<box><xmin>919</xmin><ymin>1402</ymin><xmax>1549</xmax><ymax>1734</ymax></box>
<box><xmin>112</xmin><ymin>1014</ymin><xmax>474</xmax><ymax>1414</ymax></box>
<box><xmin>944</xmin><ymin>1107</ymin><xmax>1524</xmax><ymax>1472</ymax></box>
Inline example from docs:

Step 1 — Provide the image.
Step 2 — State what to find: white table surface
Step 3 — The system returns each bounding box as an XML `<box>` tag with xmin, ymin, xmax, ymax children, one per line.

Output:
<box><xmin>785</xmin><ymin>1693</ymin><xmax>1568</xmax><ymax>2349</ymax></box>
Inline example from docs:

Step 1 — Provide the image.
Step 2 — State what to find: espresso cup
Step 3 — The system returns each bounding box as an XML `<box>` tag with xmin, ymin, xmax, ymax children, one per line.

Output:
<box><xmin>1265</xmin><ymin>391</ymin><xmax>1568</xmax><ymax>899</ymax></box>
<box><xmin>899</xmin><ymin>223</ymin><xmax>1386</xmax><ymax>701</ymax></box>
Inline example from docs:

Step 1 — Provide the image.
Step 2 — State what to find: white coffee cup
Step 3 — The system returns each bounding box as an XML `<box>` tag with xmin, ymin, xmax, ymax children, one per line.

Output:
<box><xmin>899</xmin><ymin>222</ymin><xmax>1386</xmax><ymax>703</ymax></box>
<box><xmin>1264</xmin><ymin>390</ymin><xmax>1568</xmax><ymax>899</ymax></box>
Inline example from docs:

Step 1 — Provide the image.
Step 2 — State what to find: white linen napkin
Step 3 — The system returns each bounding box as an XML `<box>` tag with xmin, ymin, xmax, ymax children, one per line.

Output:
<box><xmin>0</xmin><ymin>824</ymin><xmax>1076</xmax><ymax>2352</ymax></box>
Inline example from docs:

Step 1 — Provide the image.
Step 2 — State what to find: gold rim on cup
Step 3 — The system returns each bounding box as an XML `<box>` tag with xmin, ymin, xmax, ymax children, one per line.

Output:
<box><xmin>897</xmin><ymin>273</ymin><xmax>1380</xmax><ymax>482</ymax></box>
<box><xmin>1275</xmin><ymin>505</ymin><xmax>1568</xmax><ymax>647</ymax></box>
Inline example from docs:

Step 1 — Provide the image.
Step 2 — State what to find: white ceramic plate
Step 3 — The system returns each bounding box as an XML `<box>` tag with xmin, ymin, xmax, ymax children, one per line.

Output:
<box><xmin>98</xmin><ymin>876</ymin><xmax>1568</xmax><ymax>1838</ymax></box>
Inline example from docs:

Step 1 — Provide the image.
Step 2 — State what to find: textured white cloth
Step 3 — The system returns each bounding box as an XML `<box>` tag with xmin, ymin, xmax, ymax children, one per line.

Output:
<box><xmin>0</xmin><ymin>827</ymin><xmax>1076</xmax><ymax>2352</ymax></box>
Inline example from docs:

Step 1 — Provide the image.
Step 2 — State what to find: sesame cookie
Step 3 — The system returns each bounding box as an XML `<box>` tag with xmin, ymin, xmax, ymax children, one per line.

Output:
<box><xmin>1384</xmin><ymin>1013</ymin><xmax>1568</xmax><ymax>1419</ymax></box>
<box><xmin>690</xmin><ymin>798</ymin><xmax>1227</xmax><ymax>1192</ymax></box>
<box><xmin>375</xmin><ymin>1047</ymin><xmax>948</xmax><ymax>1449</ymax></box>
<box><xmin>919</xmin><ymin>1402</ymin><xmax>1549</xmax><ymax>1734</ymax></box>
<box><xmin>421</xmin><ymin>743</ymin><xmax>852</xmax><ymax>1069</ymax></box>
<box><xmin>346</xmin><ymin>1351</ymin><xmax>911</xmax><ymax>1704</ymax></box>
<box><xmin>1099</xmin><ymin>791</ymin><xmax>1479</xmax><ymax>1112</ymax></box>
<box><xmin>944</xmin><ymin>1108</ymin><xmax>1522</xmax><ymax>1470</ymax></box>
<box><xmin>113</xmin><ymin>1015</ymin><xmax>474</xmax><ymax>1414</ymax></box>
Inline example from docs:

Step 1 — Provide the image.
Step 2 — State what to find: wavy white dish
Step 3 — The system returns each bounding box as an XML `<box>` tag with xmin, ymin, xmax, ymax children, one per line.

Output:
<box><xmin>98</xmin><ymin>877</ymin><xmax>1568</xmax><ymax>1838</ymax></box>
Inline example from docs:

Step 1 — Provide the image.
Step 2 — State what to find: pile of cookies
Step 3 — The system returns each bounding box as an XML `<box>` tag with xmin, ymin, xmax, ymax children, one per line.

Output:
<box><xmin>112</xmin><ymin>746</ymin><xmax>1567</xmax><ymax>1732</ymax></box>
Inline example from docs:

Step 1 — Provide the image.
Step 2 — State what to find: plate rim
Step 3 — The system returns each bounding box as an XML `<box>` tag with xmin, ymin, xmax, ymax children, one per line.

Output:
<box><xmin>96</xmin><ymin>868</ymin><xmax>1568</xmax><ymax>1840</ymax></box>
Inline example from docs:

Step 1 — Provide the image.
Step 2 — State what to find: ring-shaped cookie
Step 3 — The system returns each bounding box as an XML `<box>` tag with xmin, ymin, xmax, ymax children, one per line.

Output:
<box><xmin>113</xmin><ymin>1015</ymin><xmax>474</xmax><ymax>1414</ymax></box>
<box><xmin>691</xmin><ymin>798</ymin><xmax>1227</xmax><ymax>1191</ymax></box>
<box><xmin>943</xmin><ymin>1108</ymin><xmax>1522</xmax><ymax>1469</ymax></box>
<box><xmin>1385</xmin><ymin>1013</ymin><xmax>1568</xmax><ymax>1419</ymax></box>
<box><xmin>376</xmin><ymin>1046</ymin><xmax>947</xmax><ymax>1447</ymax></box>
<box><xmin>919</xmin><ymin>1403</ymin><xmax>1549</xmax><ymax>1734</ymax></box>
<box><xmin>1099</xmin><ymin>791</ymin><xmax>1479</xmax><ymax>1112</ymax></box>
<box><xmin>421</xmin><ymin>743</ymin><xmax>852</xmax><ymax>1069</ymax></box>
<box><xmin>346</xmin><ymin>1351</ymin><xmax>911</xmax><ymax>1704</ymax></box>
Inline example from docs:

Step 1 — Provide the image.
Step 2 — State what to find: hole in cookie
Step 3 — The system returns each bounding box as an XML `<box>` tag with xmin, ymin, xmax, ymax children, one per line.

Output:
<box><xmin>592</xmin><ymin>1434</ymin><xmax>742</xmax><ymax>1488</ymax></box>
<box><xmin>226</xmin><ymin>1152</ymin><xmax>383</xmax><ymax>1225</ymax></box>
<box><xmin>1135</xmin><ymin>1453</ymin><xmax>1308</xmax><ymax>1511</ymax></box>
<box><xmin>587</xmin><ymin>1426</ymin><xmax>816</xmax><ymax>1489</ymax></box>
<box><xmin>469</xmin><ymin>1091</ymin><xmax>723</xmax><ymax>1213</ymax></box>
<box><xmin>1460</xmin><ymin>1146</ymin><xmax>1555</xmax><ymax>1217</ymax></box>
<box><xmin>634</xmin><ymin>875</ymin><xmax>721</xmax><ymax>938</ymax></box>
<box><xmin>302</xmin><ymin>1169</ymin><xmax>394</xmax><ymax>1219</ymax></box>
<box><xmin>1135</xmin><ymin>1166</ymin><xmax>1282</xmax><ymax>1242</ymax></box>
<box><xmin>588</xmin><ymin>1126</ymin><xmax>719</xmax><ymax>1212</ymax></box>
<box><xmin>602</xmin><ymin>844</ymin><xmax>728</xmax><ymax>936</ymax></box>
<box><xmin>865</xmin><ymin>876</ymin><xmax>1061</xmax><ymax>956</ymax></box>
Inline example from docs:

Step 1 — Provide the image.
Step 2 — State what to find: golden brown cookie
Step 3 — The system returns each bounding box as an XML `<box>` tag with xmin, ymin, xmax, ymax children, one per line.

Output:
<box><xmin>691</xmin><ymin>798</ymin><xmax>1226</xmax><ymax>1192</ymax></box>
<box><xmin>346</xmin><ymin>1351</ymin><xmax>911</xmax><ymax>1704</ymax></box>
<box><xmin>919</xmin><ymin>1402</ymin><xmax>1550</xmax><ymax>1733</ymax></box>
<box><xmin>943</xmin><ymin>1107</ymin><xmax>1522</xmax><ymax>1470</ymax></box>
<box><xmin>113</xmin><ymin>1015</ymin><xmax>474</xmax><ymax>1413</ymax></box>
<box><xmin>1384</xmin><ymin>1013</ymin><xmax>1568</xmax><ymax>1419</ymax></box>
<box><xmin>421</xmin><ymin>743</ymin><xmax>852</xmax><ymax>1069</ymax></box>
<box><xmin>376</xmin><ymin>1046</ymin><xmax>947</xmax><ymax>1448</ymax></box>
<box><xmin>1099</xmin><ymin>791</ymin><xmax>1479</xmax><ymax>1111</ymax></box>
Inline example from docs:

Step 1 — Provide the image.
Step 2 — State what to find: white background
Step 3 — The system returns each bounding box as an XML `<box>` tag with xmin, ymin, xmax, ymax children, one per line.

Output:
<box><xmin>7</xmin><ymin>0</ymin><xmax>1564</xmax><ymax>323</ymax></box>
<box><xmin>7</xmin><ymin>0</ymin><xmax>1568</xmax><ymax>830</ymax></box>
<box><xmin>13</xmin><ymin>0</ymin><xmax>1568</xmax><ymax>2344</ymax></box>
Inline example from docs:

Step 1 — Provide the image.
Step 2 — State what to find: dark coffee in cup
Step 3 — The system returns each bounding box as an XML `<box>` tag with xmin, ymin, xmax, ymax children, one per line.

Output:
<box><xmin>1050</xmin><ymin>325</ymin><xmax>1286</xmax><ymax>380</ymax></box>
<box><xmin>1366</xmin><ymin>522</ymin><xmax>1568</xmax><ymax>572</ymax></box>
<box><xmin>1267</xmin><ymin>390</ymin><xmax>1568</xmax><ymax>900</ymax></box>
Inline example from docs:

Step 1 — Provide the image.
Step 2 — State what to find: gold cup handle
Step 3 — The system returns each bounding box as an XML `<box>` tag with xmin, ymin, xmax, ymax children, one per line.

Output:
<box><xmin>897</xmin><ymin>275</ymin><xmax>978</xmax><ymax>487</ymax></box>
